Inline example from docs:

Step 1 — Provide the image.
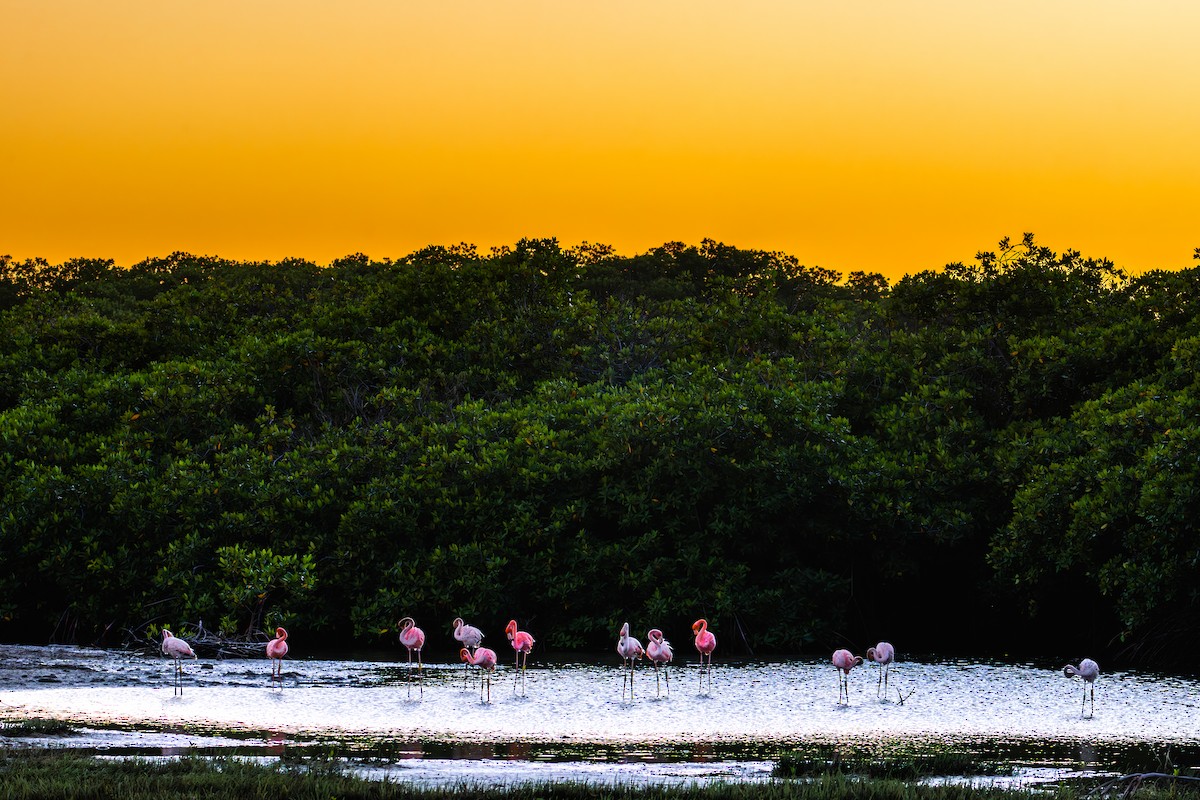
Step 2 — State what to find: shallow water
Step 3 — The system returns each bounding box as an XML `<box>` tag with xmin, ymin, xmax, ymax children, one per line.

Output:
<box><xmin>2</xmin><ymin>644</ymin><xmax>1198</xmax><ymax>786</ymax></box>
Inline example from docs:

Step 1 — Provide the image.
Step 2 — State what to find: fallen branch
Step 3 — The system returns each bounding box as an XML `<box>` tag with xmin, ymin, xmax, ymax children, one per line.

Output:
<box><xmin>1087</xmin><ymin>772</ymin><xmax>1200</xmax><ymax>800</ymax></box>
<box><xmin>122</xmin><ymin>622</ymin><xmax>269</xmax><ymax>660</ymax></box>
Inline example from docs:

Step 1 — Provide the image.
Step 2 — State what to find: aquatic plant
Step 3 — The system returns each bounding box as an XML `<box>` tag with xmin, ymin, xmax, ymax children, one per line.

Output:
<box><xmin>0</xmin><ymin>752</ymin><xmax>1098</xmax><ymax>800</ymax></box>
<box><xmin>773</xmin><ymin>747</ymin><xmax>1011</xmax><ymax>780</ymax></box>
<box><xmin>0</xmin><ymin>718</ymin><xmax>75</xmax><ymax>737</ymax></box>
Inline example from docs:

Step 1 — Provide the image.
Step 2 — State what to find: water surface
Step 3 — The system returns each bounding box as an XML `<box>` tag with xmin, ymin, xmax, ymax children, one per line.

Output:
<box><xmin>2</xmin><ymin>644</ymin><xmax>1198</xmax><ymax>786</ymax></box>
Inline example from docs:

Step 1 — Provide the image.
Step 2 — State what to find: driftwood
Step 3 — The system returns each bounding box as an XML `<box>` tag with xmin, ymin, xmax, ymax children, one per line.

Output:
<box><xmin>125</xmin><ymin>620</ymin><xmax>270</xmax><ymax>660</ymax></box>
<box><xmin>1087</xmin><ymin>773</ymin><xmax>1200</xmax><ymax>800</ymax></box>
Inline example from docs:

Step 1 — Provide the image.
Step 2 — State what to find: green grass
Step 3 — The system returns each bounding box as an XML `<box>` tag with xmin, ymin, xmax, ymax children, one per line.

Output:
<box><xmin>0</xmin><ymin>751</ymin><xmax>1175</xmax><ymax>800</ymax></box>
<box><xmin>2</xmin><ymin>750</ymin><xmax>1200</xmax><ymax>800</ymax></box>
<box><xmin>773</xmin><ymin>747</ymin><xmax>1011</xmax><ymax>779</ymax></box>
<box><xmin>0</xmin><ymin>719</ymin><xmax>75</xmax><ymax>737</ymax></box>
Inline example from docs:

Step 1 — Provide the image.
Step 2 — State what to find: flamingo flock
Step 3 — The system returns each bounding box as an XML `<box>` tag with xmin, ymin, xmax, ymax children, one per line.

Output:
<box><xmin>154</xmin><ymin>622</ymin><xmax>1102</xmax><ymax>718</ymax></box>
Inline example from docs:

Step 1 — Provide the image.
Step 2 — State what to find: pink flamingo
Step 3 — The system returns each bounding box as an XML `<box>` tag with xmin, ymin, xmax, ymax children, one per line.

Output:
<box><xmin>397</xmin><ymin>617</ymin><xmax>426</xmax><ymax>697</ymax></box>
<box><xmin>646</xmin><ymin>628</ymin><xmax>673</xmax><ymax>697</ymax></box>
<box><xmin>266</xmin><ymin>627</ymin><xmax>289</xmax><ymax>689</ymax></box>
<box><xmin>161</xmin><ymin>629</ymin><xmax>196</xmax><ymax>695</ymax></box>
<box><xmin>692</xmin><ymin>619</ymin><xmax>717</xmax><ymax>693</ymax></box>
<box><xmin>833</xmin><ymin>648</ymin><xmax>863</xmax><ymax>705</ymax></box>
<box><xmin>461</xmin><ymin>646</ymin><xmax>498</xmax><ymax>703</ymax></box>
<box><xmin>1062</xmin><ymin>658</ymin><xmax>1100</xmax><ymax>718</ymax></box>
<box><xmin>452</xmin><ymin>617</ymin><xmax>484</xmax><ymax>689</ymax></box>
<box><xmin>505</xmin><ymin>619</ymin><xmax>535</xmax><ymax>695</ymax></box>
<box><xmin>865</xmin><ymin>641</ymin><xmax>894</xmax><ymax>698</ymax></box>
<box><xmin>617</xmin><ymin>622</ymin><xmax>644</xmax><ymax>700</ymax></box>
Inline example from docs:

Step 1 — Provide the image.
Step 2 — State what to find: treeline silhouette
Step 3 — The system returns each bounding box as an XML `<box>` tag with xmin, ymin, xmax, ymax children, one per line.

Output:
<box><xmin>1</xmin><ymin>235</ymin><xmax>1197</xmax><ymax>667</ymax></box>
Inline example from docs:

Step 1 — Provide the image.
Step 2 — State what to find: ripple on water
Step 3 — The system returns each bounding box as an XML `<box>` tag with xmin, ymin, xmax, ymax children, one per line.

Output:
<box><xmin>2</xmin><ymin>643</ymin><xmax>1200</xmax><ymax>784</ymax></box>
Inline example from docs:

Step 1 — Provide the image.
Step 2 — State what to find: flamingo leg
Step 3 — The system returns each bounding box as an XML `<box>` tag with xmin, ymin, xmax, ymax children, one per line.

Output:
<box><xmin>665</xmin><ymin>664</ymin><xmax>670</xmax><ymax>696</ymax></box>
<box><xmin>520</xmin><ymin>651</ymin><xmax>528</xmax><ymax>696</ymax></box>
<box><xmin>655</xmin><ymin>664</ymin><xmax>661</xmax><ymax>697</ymax></box>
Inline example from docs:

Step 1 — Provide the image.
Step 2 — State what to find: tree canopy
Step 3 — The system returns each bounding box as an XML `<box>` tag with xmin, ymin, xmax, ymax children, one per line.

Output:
<box><xmin>1</xmin><ymin>236</ymin><xmax>1196</xmax><ymax>666</ymax></box>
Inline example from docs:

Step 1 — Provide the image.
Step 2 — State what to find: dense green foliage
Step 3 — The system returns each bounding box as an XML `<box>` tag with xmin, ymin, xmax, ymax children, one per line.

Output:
<box><xmin>1</xmin><ymin>236</ymin><xmax>1198</xmax><ymax>663</ymax></box>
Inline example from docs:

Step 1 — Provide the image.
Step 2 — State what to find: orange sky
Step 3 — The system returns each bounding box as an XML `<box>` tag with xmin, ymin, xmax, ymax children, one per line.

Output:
<box><xmin>3</xmin><ymin>1</ymin><xmax>1198</xmax><ymax>282</ymax></box>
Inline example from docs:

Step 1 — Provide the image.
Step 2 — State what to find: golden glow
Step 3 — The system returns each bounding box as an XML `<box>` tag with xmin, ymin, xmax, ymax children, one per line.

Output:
<box><xmin>4</xmin><ymin>1</ymin><xmax>1199</xmax><ymax>280</ymax></box>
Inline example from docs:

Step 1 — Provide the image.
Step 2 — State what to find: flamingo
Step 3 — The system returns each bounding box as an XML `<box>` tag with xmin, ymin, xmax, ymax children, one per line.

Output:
<box><xmin>266</xmin><ymin>627</ymin><xmax>289</xmax><ymax>689</ymax></box>
<box><xmin>617</xmin><ymin>622</ymin><xmax>644</xmax><ymax>700</ymax></box>
<box><xmin>1062</xmin><ymin>658</ymin><xmax>1100</xmax><ymax>718</ymax></box>
<box><xmin>865</xmin><ymin>641</ymin><xmax>895</xmax><ymax>698</ymax></box>
<box><xmin>161</xmin><ymin>629</ymin><xmax>196</xmax><ymax>695</ymax></box>
<box><xmin>833</xmin><ymin>648</ymin><xmax>863</xmax><ymax>705</ymax></box>
<box><xmin>505</xmin><ymin>619</ymin><xmax>535</xmax><ymax>695</ymax></box>
<box><xmin>646</xmin><ymin>628</ymin><xmax>673</xmax><ymax>697</ymax></box>
<box><xmin>453</xmin><ymin>617</ymin><xmax>484</xmax><ymax>689</ymax></box>
<box><xmin>692</xmin><ymin>619</ymin><xmax>716</xmax><ymax>693</ymax></box>
<box><xmin>461</xmin><ymin>647</ymin><xmax>498</xmax><ymax>703</ymax></box>
<box><xmin>397</xmin><ymin>617</ymin><xmax>426</xmax><ymax>698</ymax></box>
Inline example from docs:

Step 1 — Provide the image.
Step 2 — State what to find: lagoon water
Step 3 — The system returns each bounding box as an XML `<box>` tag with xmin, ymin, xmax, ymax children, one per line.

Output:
<box><xmin>2</xmin><ymin>643</ymin><xmax>1199</xmax><ymax>786</ymax></box>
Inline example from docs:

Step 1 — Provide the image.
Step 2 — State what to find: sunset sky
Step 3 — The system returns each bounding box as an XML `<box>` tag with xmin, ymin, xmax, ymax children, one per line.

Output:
<box><xmin>4</xmin><ymin>1</ymin><xmax>1198</xmax><ymax>282</ymax></box>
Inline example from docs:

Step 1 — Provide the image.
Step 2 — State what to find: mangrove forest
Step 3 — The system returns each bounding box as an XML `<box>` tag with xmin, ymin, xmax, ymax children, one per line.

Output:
<box><xmin>1</xmin><ymin>234</ymin><xmax>1198</xmax><ymax>667</ymax></box>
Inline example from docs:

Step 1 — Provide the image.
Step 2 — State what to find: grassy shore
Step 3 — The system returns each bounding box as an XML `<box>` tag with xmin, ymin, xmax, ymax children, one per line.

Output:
<box><xmin>2</xmin><ymin>751</ymin><xmax>1195</xmax><ymax>800</ymax></box>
